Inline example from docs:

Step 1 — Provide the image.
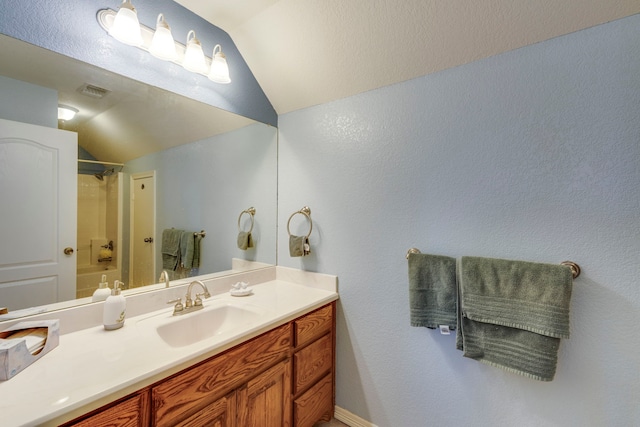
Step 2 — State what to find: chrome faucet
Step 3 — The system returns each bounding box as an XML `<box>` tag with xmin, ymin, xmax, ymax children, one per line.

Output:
<box><xmin>159</xmin><ymin>270</ymin><xmax>170</xmax><ymax>288</ymax></box>
<box><xmin>185</xmin><ymin>280</ymin><xmax>211</xmax><ymax>309</ymax></box>
<box><xmin>167</xmin><ymin>280</ymin><xmax>211</xmax><ymax>316</ymax></box>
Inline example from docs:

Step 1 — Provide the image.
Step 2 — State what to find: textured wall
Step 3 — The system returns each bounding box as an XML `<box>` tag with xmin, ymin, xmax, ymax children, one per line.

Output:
<box><xmin>278</xmin><ymin>14</ymin><xmax>640</xmax><ymax>427</ymax></box>
<box><xmin>126</xmin><ymin>123</ymin><xmax>278</xmax><ymax>279</ymax></box>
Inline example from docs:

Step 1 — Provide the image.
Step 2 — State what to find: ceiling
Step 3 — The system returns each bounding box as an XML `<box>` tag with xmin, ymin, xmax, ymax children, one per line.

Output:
<box><xmin>175</xmin><ymin>0</ymin><xmax>640</xmax><ymax>115</ymax></box>
<box><xmin>0</xmin><ymin>35</ymin><xmax>254</xmax><ymax>163</ymax></box>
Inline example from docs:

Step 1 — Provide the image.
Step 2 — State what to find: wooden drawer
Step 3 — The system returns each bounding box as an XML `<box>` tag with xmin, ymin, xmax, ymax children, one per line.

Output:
<box><xmin>152</xmin><ymin>323</ymin><xmax>291</xmax><ymax>427</ymax></box>
<box><xmin>293</xmin><ymin>373</ymin><xmax>333</xmax><ymax>427</ymax></box>
<box><xmin>65</xmin><ymin>390</ymin><xmax>149</xmax><ymax>427</ymax></box>
<box><xmin>293</xmin><ymin>333</ymin><xmax>332</xmax><ymax>395</ymax></box>
<box><xmin>294</xmin><ymin>304</ymin><xmax>333</xmax><ymax>348</ymax></box>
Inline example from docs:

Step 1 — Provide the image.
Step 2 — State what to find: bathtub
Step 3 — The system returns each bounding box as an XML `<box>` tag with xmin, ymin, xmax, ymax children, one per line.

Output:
<box><xmin>76</xmin><ymin>265</ymin><xmax>121</xmax><ymax>299</ymax></box>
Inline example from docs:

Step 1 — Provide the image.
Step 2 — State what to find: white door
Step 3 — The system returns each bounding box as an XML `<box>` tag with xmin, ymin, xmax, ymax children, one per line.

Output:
<box><xmin>0</xmin><ymin>118</ymin><xmax>77</xmax><ymax>311</ymax></box>
<box><xmin>129</xmin><ymin>171</ymin><xmax>155</xmax><ymax>288</ymax></box>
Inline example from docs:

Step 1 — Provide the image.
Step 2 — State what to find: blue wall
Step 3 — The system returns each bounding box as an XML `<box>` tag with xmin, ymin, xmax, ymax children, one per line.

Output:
<box><xmin>0</xmin><ymin>0</ymin><xmax>276</xmax><ymax>126</ymax></box>
<box><xmin>278</xmin><ymin>14</ymin><xmax>640</xmax><ymax>426</ymax></box>
<box><xmin>126</xmin><ymin>123</ymin><xmax>278</xmax><ymax>281</ymax></box>
<box><xmin>0</xmin><ymin>76</ymin><xmax>57</xmax><ymax>127</ymax></box>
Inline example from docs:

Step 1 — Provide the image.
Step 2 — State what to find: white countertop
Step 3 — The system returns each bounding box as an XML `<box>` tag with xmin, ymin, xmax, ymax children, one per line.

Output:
<box><xmin>0</xmin><ymin>269</ymin><xmax>338</xmax><ymax>427</ymax></box>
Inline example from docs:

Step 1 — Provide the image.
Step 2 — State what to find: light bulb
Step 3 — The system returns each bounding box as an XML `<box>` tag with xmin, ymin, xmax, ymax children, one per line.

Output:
<box><xmin>149</xmin><ymin>14</ymin><xmax>177</xmax><ymax>61</ymax></box>
<box><xmin>108</xmin><ymin>0</ymin><xmax>142</xmax><ymax>46</ymax></box>
<box><xmin>182</xmin><ymin>30</ymin><xmax>207</xmax><ymax>74</ymax></box>
<box><xmin>208</xmin><ymin>45</ymin><xmax>231</xmax><ymax>84</ymax></box>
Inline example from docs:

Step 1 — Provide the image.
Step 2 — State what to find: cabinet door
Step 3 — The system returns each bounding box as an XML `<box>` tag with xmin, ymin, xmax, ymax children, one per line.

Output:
<box><xmin>66</xmin><ymin>391</ymin><xmax>149</xmax><ymax>427</ymax></box>
<box><xmin>175</xmin><ymin>391</ymin><xmax>236</xmax><ymax>427</ymax></box>
<box><xmin>237</xmin><ymin>359</ymin><xmax>291</xmax><ymax>427</ymax></box>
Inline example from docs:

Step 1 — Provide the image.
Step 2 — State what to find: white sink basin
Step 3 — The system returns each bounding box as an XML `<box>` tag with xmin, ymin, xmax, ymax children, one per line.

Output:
<box><xmin>143</xmin><ymin>301</ymin><xmax>270</xmax><ymax>348</ymax></box>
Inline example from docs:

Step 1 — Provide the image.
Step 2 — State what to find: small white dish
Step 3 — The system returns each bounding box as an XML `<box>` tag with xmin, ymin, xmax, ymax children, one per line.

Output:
<box><xmin>230</xmin><ymin>287</ymin><xmax>253</xmax><ymax>297</ymax></box>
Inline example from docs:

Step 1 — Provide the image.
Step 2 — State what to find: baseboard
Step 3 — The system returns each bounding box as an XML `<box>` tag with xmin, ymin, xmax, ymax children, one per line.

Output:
<box><xmin>334</xmin><ymin>406</ymin><xmax>378</xmax><ymax>427</ymax></box>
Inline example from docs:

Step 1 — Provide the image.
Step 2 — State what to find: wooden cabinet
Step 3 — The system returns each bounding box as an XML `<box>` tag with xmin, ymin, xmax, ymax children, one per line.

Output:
<box><xmin>63</xmin><ymin>302</ymin><xmax>335</xmax><ymax>427</ymax></box>
<box><xmin>237</xmin><ymin>358</ymin><xmax>291</xmax><ymax>427</ymax></box>
<box><xmin>175</xmin><ymin>391</ymin><xmax>236</xmax><ymax>427</ymax></box>
<box><xmin>292</xmin><ymin>303</ymin><xmax>335</xmax><ymax>427</ymax></box>
<box><xmin>65</xmin><ymin>390</ymin><xmax>150</xmax><ymax>427</ymax></box>
<box><xmin>152</xmin><ymin>324</ymin><xmax>291</xmax><ymax>427</ymax></box>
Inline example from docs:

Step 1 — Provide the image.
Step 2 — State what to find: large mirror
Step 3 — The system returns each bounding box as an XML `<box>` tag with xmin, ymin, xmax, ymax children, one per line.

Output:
<box><xmin>0</xmin><ymin>34</ymin><xmax>277</xmax><ymax>319</ymax></box>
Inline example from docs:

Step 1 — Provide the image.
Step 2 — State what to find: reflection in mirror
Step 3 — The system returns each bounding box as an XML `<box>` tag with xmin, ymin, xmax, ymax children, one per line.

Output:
<box><xmin>0</xmin><ymin>34</ymin><xmax>277</xmax><ymax>320</ymax></box>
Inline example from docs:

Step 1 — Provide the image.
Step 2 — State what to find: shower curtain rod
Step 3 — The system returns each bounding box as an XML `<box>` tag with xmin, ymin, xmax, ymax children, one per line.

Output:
<box><xmin>78</xmin><ymin>159</ymin><xmax>124</xmax><ymax>167</ymax></box>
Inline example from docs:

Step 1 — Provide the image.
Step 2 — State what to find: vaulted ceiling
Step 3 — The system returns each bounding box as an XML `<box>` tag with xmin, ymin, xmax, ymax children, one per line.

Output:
<box><xmin>176</xmin><ymin>0</ymin><xmax>640</xmax><ymax>114</ymax></box>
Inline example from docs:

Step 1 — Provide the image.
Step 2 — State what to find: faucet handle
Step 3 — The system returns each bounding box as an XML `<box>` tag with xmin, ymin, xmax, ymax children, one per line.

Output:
<box><xmin>167</xmin><ymin>298</ymin><xmax>183</xmax><ymax>313</ymax></box>
<box><xmin>194</xmin><ymin>293</ymin><xmax>206</xmax><ymax>306</ymax></box>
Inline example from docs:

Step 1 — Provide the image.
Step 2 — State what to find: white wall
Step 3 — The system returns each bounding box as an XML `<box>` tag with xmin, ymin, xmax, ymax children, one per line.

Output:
<box><xmin>278</xmin><ymin>14</ymin><xmax>640</xmax><ymax>427</ymax></box>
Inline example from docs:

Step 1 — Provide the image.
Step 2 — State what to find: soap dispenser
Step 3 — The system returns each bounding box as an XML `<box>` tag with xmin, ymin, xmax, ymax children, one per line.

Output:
<box><xmin>103</xmin><ymin>280</ymin><xmax>126</xmax><ymax>330</ymax></box>
<box><xmin>92</xmin><ymin>274</ymin><xmax>111</xmax><ymax>302</ymax></box>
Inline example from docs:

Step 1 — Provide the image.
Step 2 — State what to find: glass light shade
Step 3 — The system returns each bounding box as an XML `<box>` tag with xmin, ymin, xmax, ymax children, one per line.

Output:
<box><xmin>108</xmin><ymin>1</ymin><xmax>143</xmax><ymax>46</ymax></box>
<box><xmin>149</xmin><ymin>14</ymin><xmax>177</xmax><ymax>61</ymax></box>
<box><xmin>208</xmin><ymin>45</ymin><xmax>231</xmax><ymax>84</ymax></box>
<box><xmin>182</xmin><ymin>30</ymin><xmax>207</xmax><ymax>74</ymax></box>
<box><xmin>58</xmin><ymin>105</ymin><xmax>78</xmax><ymax>121</ymax></box>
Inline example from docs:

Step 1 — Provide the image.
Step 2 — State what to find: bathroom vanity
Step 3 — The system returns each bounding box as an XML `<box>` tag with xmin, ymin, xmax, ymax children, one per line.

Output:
<box><xmin>0</xmin><ymin>266</ymin><xmax>338</xmax><ymax>427</ymax></box>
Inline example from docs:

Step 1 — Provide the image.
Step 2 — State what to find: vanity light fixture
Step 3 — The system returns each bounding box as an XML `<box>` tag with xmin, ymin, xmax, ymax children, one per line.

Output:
<box><xmin>58</xmin><ymin>105</ymin><xmax>78</xmax><ymax>121</ymax></box>
<box><xmin>149</xmin><ymin>14</ymin><xmax>177</xmax><ymax>61</ymax></box>
<box><xmin>97</xmin><ymin>4</ymin><xmax>231</xmax><ymax>84</ymax></box>
<box><xmin>108</xmin><ymin>0</ymin><xmax>143</xmax><ymax>46</ymax></box>
<box><xmin>182</xmin><ymin>30</ymin><xmax>208</xmax><ymax>74</ymax></box>
<box><xmin>208</xmin><ymin>44</ymin><xmax>231</xmax><ymax>84</ymax></box>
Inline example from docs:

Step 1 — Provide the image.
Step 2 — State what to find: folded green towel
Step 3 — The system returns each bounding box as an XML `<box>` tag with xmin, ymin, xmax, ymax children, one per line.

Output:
<box><xmin>408</xmin><ymin>253</ymin><xmax>457</xmax><ymax>329</ymax></box>
<box><xmin>457</xmin><ymin>256</ymin><xmax>573</xmax><ymax>381</ymax></box>
<box><xmin>237</xmin><ymin>231</ymin><xmax>254</xmax><ymax>250</ymax></box>
<box><xmin>161</xmin><ymin>229</ymin><xmax>183</xmax><ymax>270</ymax></box>
<box><xmin>289</xmin><ymin>235</ymin><xmax>310</xmax><ymax>257</ymax></box>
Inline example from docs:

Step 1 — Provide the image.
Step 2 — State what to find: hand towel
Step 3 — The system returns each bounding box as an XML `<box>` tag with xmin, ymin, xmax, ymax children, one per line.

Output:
<box><xmin>180</xmin><ymin>231</ymin><xmax>196</xmax><ymax>269</ymax></box>
<box><xmin>289</xmin><ymin>235</ymin><xmax>310</xmax><ymax>257</ymax></box>
<box><xmin>237</xmin><ymin>231</ymin><xmax>254</xmax><ymax>250</ymax></box>
<box><xmin>408</xmin><ymin>253</ymin><xmax>457</xmax><ymax>329</ymax></box>
<box><xmin>161</xmin><ymin>229</ymin><xmax>183</xmax><ymax>270</ymax></box>
<box><xmin>192</xmin><ymin>235</ymin><xmax>202</xmax><ymax>269</ymax></box>
<box><xmin>457</xmin><ymin>256</ymin><xmax>573</xmax><ymax>381</ymax></box>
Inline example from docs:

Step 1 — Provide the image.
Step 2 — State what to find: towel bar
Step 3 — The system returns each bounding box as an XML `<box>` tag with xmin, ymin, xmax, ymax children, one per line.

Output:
<box><xmin>406</xmin><ymin>248</ymin><xmax>581</xmax><ymax>279</ymax></box>
<box><xmin>194</xmin><ymin>230</ymin><xmax>206</xmax><ymax>237</ymax></box>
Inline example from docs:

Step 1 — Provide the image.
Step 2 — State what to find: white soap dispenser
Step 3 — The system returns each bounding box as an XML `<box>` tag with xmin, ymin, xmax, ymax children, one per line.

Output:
<box><xmin>103</xmin><ymin>280</ymin><xmax>126</xmax><ymax>330</ymax></box>
<box><xmin>92</xmin><ymin>274</ymin><xmax>111</xmax><ymax>302</ymax></box>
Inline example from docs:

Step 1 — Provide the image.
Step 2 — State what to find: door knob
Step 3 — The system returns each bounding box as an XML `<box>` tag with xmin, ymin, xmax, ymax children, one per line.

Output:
<box><xmin>63</xmin><ymin>247</ymin><xmax>74</xmax><ymax>255</ymax></box>
<box><xmin>144</xmin><ymin>237</ymin><xmax>154</xmax><ymax>243</ymax></box>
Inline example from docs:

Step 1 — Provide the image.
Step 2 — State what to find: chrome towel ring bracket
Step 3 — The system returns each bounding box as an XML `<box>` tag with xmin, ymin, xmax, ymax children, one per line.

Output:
<box><xmin>287</xmin><ymin>206</ymin><xmax>313</xmax><ymax>238</ymax></box>
<box><xmin>238</xmin><ymin>207</ymin><xmax>256</xmax><ymax>233</ymax></box>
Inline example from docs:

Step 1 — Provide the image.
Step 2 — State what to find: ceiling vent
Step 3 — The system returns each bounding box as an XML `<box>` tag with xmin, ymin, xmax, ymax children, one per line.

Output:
<box><xmin>77</xmin><ymin>84</ymin><xmax>111</xmax><ymax>99</ymax></box>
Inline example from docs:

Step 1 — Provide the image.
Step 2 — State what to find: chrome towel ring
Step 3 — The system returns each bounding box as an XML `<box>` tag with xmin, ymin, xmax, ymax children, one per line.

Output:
<box><xmin>238</xmin><ymin>207</ymin><xmax>256</xmax><ymax>233</ymax></box>
<box><xmin>287</xmin><ymin>206</ymin><xmax>313</xmax><ymax>238</ymax></box>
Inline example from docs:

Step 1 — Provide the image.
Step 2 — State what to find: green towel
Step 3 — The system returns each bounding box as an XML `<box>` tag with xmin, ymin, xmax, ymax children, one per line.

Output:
<box><xmin>192</xmin><ymin>235</ymin><xmax>202</xmax><ymax>269</ymax></box>
<box><xmin>180</xmin><ymin>231</ymin><xmax>195</xmax><ymax>269</ymax></box>
<box><xmin>408</xmin><ymin>253</ymin><xmax>457</xmax><ymax>329</ymax></box>
<box><xmin>457</xmin><ymin>256</ymin><xmax>573</xmax><ymax>381</ymax></box>
<box><xmin>161</xmin><ymin>229</ymin><xmax>183</xmax><ymax>270</ymax></box>
<box><xmin>289</xmin><ymin>235</ymin><xmax>310</xmax><ymax>257</ymax></box>
<box><xmin>237</xmin><ymin>231</ymin><xmax>254</xmax><ymax>250</ymax></box>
